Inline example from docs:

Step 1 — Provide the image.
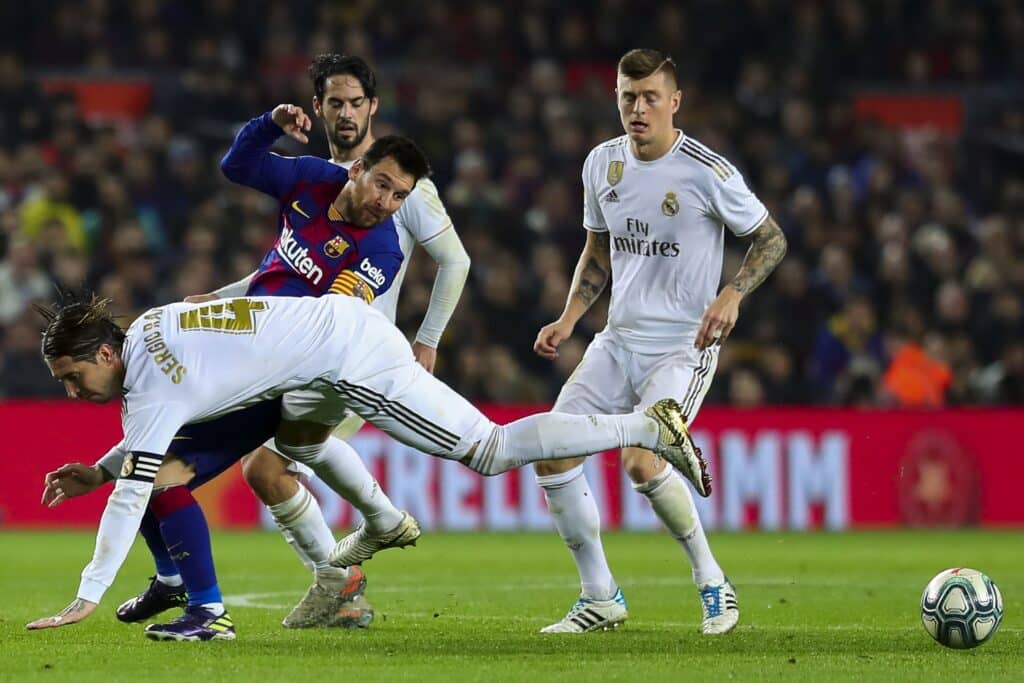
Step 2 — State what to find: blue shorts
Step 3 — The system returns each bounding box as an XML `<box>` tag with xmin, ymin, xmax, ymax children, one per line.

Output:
<box><xmin>165</xmin><ymin>399</ymin><xmax>282</xmax><ymax>490</ymax></box>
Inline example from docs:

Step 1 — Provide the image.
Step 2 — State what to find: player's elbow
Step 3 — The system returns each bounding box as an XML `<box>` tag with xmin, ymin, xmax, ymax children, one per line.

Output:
<box><xmin>219</xmin><ymin>152</ymin><xmax>245</xmax><ymax>183</ymax></box>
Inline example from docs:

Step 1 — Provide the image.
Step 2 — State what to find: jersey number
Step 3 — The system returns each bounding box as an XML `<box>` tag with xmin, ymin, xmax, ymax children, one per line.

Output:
<box><xmin>179</xmin><ymin>299</ymin><xmax>269</xmax><ymax>334</ymax></box>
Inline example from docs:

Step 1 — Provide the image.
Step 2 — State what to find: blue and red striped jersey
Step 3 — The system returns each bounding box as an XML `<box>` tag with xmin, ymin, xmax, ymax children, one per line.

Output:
<box><xmin>220</xmin><ymin>112</ymin><xmax>402</xmax><ymax>303</ymax></box>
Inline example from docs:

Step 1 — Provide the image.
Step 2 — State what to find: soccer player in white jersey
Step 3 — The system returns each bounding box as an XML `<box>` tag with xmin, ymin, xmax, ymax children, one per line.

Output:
<box><xmin>26</xmin><ymin>291</ymin><xmax>708</xmax><ymax>632</ymax></box>
<box><xmin>533</xmin><ymin>49</ymin><xmax>787</xmax><ymax>635</ymax></box>
<box><xmin>191</xmin><ymin>55</ymin><xmax>470</xmax><ymax>628</ymax></box>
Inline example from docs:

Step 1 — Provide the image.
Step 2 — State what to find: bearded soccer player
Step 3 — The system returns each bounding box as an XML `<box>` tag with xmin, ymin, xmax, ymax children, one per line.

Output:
<box><xmin>26</xmin><ymin>291</ymin><xmax>708</xmax><ymax>636</ymax></box>
<box><xmin>36</xmin><ymin>106</ymin><xmax>429</xmax><ymax>639</ymax></box>
<box><xmin>532</xmin><ymin>49</ymin><xmax>787</xmax><ymax>634</ymax></box>
<box><xmin>203</xmin><ymin>55</ymin><xmax>470</xmax><ymax>623</ymax></box>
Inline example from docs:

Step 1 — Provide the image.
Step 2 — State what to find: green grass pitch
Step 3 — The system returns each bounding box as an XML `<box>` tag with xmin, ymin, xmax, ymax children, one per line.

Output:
<box><xmin>1</xmin><ymin>530</ymin><xmax>1020</xmax><ymax>681</ymax></box>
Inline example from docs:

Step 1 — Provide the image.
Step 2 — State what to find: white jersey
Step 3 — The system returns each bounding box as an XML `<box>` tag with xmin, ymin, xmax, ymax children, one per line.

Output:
<box><xmin>335</xmin><ymin>159</ymin><xmax>453</xmax><ymax>323</ymax></box>
<box><xmin>120</xmin><ymin>296</ymin><xmax>386</xmax><ymax>459</ymax></box>
<box><xmin>582</xmin><ymin>131</ymin><xmax>768</xmax><ymax>353</ymax></box>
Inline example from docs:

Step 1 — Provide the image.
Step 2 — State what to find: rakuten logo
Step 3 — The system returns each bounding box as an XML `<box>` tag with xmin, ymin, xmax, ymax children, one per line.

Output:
<box><xmin>277</xmin><ymin>226</ymin><xmax>324</xmax><ymax>285</ymax></box>
<box><xmin>359</xmin><ymin>258</ymin><xmax>386</xmax><ymax>287</ymax></box>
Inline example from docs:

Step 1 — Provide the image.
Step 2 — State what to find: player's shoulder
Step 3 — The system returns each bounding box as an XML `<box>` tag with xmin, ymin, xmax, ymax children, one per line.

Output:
<box><xmin>674</xmin><ymin>134</ymin><xmax>741</xmax><ymax>184</ymax></box>
<box><xmin>586</xmin><ymin>135</ymin><xmax>630</xmax><ymax>163</ymax></box>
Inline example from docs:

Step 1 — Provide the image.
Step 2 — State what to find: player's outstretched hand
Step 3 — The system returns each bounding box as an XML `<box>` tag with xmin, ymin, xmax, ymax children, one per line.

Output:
<box><xmin>534</xmin><ymin>319</ymin><xmax>575</xmax><ymax>360</ymax></box>
<box><xmin>695</xmin><ymin>286</ymin><xmax>743</xmax><ymax>350</ymax></box>
<box><xmin>183</xmin><ymin>292</ymin><xmax>219</xmax><ymax>304</ymax></box>
<box><xmin>412</xmin><ymin>341</ymin><xmax>437</xmax><ymax>374</ymax></box>
<box><xmin>271</xmin><ymin>104</ymin><xmax>312</xmax><ymax>144</ymax></box>
<box><xmin>41</xmin><ymin>463</ymin><xmax>105</xmax><ymax>508</ymax></box>
<box><xmin>26</xmin><ymin>598</ymin><xmax>98</xmax><ymax>630</ymax></box>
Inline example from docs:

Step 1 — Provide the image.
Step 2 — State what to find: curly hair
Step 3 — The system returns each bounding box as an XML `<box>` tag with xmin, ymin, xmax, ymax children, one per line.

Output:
<box><xmin>308</xmin><ymin>53</ymin><xmax>377</xmax><ymax>102</ymax></box>
<box><xmin>36</xmin><ymin>288</ymin><xmax>126</xmax><ymax>361</ymax></box>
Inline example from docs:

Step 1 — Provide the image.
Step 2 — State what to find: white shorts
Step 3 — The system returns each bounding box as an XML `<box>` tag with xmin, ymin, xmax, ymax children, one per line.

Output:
<box><xmin>264</xmin><ymin>313</ymin><xmax>495</xmax><ymax>474</ymax></box>
<box><xmin>554</xmin><ymin>330</ymin><xmax>719</xmax><ymax>423</ymax></box>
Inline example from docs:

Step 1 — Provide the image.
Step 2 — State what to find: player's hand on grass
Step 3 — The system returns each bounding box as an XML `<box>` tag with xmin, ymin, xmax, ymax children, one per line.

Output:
<box><xmin>695</xmin><ymin>285</ymin><xmax>743</xmax><ymax>350</ymax></box>
<box><xmin>534</xmin><ymin>319</ymin><xmax>575</xmax><ymax>360</ymax></box>
<box><xmin>271</xmin><ymin>104</ymin><xmax>312</xmax><ymax>144</ymax></box>
<box><xmin>26</xmin><ymin>598</ymin><xmax>98</xmax><ymax>630</ymax></box>
<box><xmin>412</xmin><ymin>341</ymin><xmax>437</xmax><ymax>374</ymax></box>
<box><xmin>41</xmin><ymin>463</ymin><xmax>105</xmax><ymax>508</ymax></box>
<box><xmin>183</xmin><ymin>292</ymin><xmax>219</xmax><ymax>303</ymax></box>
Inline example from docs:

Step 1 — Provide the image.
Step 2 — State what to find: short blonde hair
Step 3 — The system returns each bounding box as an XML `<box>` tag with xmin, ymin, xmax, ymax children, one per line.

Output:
<box><xmin>618</xmin><ymin>49</ymin><xmax>678</xmax><ymax>88</ymax></box>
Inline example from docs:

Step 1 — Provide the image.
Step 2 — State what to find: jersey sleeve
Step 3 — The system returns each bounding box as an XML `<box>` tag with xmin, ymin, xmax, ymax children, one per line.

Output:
<box><xmin>120</xmin><ymin>392</ymin><xmax>189</xmax><ymax>474</ymax></box>
<box><xmin>581</xmin><ymin>150</ymin><xmax>608</xmax><ymax>232</ymax></box>
<box><xmin>77</xmin><ymin>474</ymin><xmax>154</xmax><ymax>603</ymax></box>
<box><xmin>328</xmin><ymin>225</ymin><xmax>404</xmax><ymax>304</ymax></box>
<box><xmin>706</xmin><ymin>171</ymin><xmax>770</xmax><ymax>237</ymax></box>
<box><xmin>399</xmin><ymin>178</ymin><xmax>454</xmax><ymax>244</ymax></box>
<box><xmin>220</xmin><ymin>112</ymin><xmax>348</xmax><ymax>200</ymax></box>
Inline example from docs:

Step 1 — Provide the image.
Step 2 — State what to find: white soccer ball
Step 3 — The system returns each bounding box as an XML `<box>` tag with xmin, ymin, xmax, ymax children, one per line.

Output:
<box><xmin>920</xmin><ymin>568</ymin><xmax>1004</xmax><ymax>649</ymax></box>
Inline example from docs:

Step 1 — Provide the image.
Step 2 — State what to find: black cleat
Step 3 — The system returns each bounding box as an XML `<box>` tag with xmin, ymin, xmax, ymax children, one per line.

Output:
<box><xmin>116</xmin><ymin>576</ymin><xmax>188</xmax><ymax>623</ymax></box>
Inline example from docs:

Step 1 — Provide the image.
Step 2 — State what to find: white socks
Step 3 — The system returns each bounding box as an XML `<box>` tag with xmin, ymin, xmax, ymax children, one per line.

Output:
<box><xmin>274</xmin><ymin>436</ymin><xmax>404</xmax><ymax>534</ymax></box>
<box><xmin>470</xmin><ymin>411</ymin><xmax>658</xmax><ymax>475</ymax></box>
<box><xmin>635</xmin><ymin>465</ymin><xmax>724</xmax><ymax>585</ymax></box>
<box><xmin>537</xmin><ymin>465</ymin><xmax>617</xmax><ymax>601</ymax></box>
<box><xmin>156</xmin><ymin>574</ymin><xmax>183</xmax><ymax>587</ymax></box>
<box><xmin>267</xmin><ymin>484</ymin><xmax>338</xmax><ymax>574</ymax></box>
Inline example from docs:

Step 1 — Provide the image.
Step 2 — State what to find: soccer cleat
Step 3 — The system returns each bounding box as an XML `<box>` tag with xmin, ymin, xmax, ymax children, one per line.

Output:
<box><xmin>328</xmin><ymin>512</ymin><xmax>421</xmax><ymax>567</ymax></box>
<box><xmin>116</xmin><ymin>576</ymin><xmax>188</xmax><ymax>623</ymax></box>
<box><xmin>282</xmin><ymin>565</ymin><xmax>373</xmax><ymax>628</ymax></box>
<box><xmin>645</xmin><ymin>398</ymin><xmax>712</xmax><ymax>496</ymax></box>
<box><xmin>144</xmin><ymin>606</ymin><xmax>236</xmax><ymax>641</ymax></box>
<box><xmin>699</xmin><ymin>578</ymin><xmax>739</xmax><ymax>635</ymax></box>
<box><xmin>540</xmin><ymin>589</ymin><xmax>628</xmax><ymax>633</ymax></box>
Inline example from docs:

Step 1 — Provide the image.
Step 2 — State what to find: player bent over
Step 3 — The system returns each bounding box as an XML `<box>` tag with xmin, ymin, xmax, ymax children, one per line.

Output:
<box><xmin>26</xmin><ymin>292</ymin><xmax>709</xmax><ymax>639</ymax></box>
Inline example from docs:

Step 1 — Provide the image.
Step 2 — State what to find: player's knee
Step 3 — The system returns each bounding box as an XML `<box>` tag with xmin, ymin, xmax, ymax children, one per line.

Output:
<box><xmin>533</xmin><ymin>457</ymin><xmax>585</xmax><ymax>478</ymax></box>
<box><xmin>621</xmin><ymin>447</ymin><xmax>665</xmax><ymax>485</ymax></box>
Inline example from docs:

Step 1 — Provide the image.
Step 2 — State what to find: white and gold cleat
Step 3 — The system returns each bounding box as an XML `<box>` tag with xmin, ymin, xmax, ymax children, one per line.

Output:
<box><xmin>645</xmin><ymin>398</ymin><xmax>712</xmax><ymax>497</ymax></box>
<box><xmin>328</xmin><ymin>512</ymin><xmax>421</xmax><ymax>567</ymax></box>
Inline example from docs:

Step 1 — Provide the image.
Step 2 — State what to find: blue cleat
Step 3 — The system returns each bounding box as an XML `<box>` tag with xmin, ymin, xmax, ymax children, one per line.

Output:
<box><xmin>144</xmin><ymin>606</ymin><xmax>236</xmax><ymax>641</ymax></box>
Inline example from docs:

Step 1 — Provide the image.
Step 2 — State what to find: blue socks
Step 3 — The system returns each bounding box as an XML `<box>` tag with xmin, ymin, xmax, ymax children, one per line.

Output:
<box><xmin>149</xmin><ymin>486</ymin><xmax>223</xmax><ymax>612</ymax></box>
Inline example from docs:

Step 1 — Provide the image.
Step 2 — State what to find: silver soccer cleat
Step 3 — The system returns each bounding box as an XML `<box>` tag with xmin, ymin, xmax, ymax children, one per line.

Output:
<box><xmin>328</xmin><ymin>511</ymin><xmax>421</xmax><ymax>567</ymax></box>
<box><xmin>645</xmin><ymin>398</ymin><xmax>712</xmax><ymax>497</ymax></box>
<box><xmin>282</xmin><ymin>565</ymin><xmax>373</xmax><ymax>629</ymax></box>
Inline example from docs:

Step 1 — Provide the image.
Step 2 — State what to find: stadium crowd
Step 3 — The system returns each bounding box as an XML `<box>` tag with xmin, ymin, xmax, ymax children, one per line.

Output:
<box><xmin>0</xmin><ymin>0</ymin><xmax>1022</xmax><ymax>406</ymax></box>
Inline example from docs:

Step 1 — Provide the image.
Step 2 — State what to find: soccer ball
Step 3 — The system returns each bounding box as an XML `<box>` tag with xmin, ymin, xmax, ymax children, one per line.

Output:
<box><xmin>920</xmin><ymin>568</ymin><xmax>1003</xmax><ymax>649</ymax></box>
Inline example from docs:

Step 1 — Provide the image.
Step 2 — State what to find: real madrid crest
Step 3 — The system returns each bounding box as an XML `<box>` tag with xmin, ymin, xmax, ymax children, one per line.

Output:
<box><xmin>662</xmin><ymin>191</ymin><xmax>679</xmax><ymax>216</ymax></box>
<box><xmin>607</xmin><ymin>161</ymin><xmax>624</xmax><ymax>186</ymax></box>
<box><xmin>120</xmin><ymin>453</ymin><xmax>135</xmax><ymax>478</ymax></box>
<box><xmin>324</xmin><ymin>235</ymin><xmax>350</xmax><ymax>258</ymax></box>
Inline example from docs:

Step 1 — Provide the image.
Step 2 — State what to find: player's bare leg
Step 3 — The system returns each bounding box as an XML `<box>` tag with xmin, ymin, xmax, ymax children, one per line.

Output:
<box><xmin>624</xmin><ymin>446</ymin><xmax>738</xmax><ymax>635</ymax></box>
<box><xmin>242</xmin><ymin>446</ymin><xmax>372</xmax><ymax>628</ymax></box>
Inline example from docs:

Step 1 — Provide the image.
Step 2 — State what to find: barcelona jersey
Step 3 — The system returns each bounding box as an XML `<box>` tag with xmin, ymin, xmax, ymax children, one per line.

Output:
<box><xmin>220</xmin><ymin>112</ymin><xmax>402</xmax><ymax>303</ymax></box>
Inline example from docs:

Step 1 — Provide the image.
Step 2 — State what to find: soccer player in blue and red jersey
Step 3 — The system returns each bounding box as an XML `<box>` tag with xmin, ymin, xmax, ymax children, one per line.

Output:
<box><xmin>34</xmin><ymin>105</ymin><xmax>432</xmax><ymax>641</ymax></box>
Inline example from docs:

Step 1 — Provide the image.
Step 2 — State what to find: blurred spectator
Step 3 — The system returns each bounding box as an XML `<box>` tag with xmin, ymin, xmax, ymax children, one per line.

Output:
<box><xmin>0</xmin><ymin>238</ymin><xmax>49</xmax><ymax>324</ymax></box>
<box><xmin>0</xmin><ymin>1</ymin><xmax>1021</xmax><ymax>408</ymax></box>
<box><xmin>0</xmin><ymin>311</ymin><xmax>64</xmax><ymax>398</ymax></box>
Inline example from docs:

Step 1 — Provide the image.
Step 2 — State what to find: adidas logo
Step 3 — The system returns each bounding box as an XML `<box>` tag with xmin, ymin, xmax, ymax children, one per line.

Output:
<box><xmin>603</xmin><ymin>190</ymin><xmax>620</xmax><ymax>203</ymax></box>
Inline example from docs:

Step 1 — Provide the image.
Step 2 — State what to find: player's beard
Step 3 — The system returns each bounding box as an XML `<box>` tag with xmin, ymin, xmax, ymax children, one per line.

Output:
<box><xmin>329</xmin><ymin>118</ymin><xmax>370</xmax><ymax>151</ymax></box>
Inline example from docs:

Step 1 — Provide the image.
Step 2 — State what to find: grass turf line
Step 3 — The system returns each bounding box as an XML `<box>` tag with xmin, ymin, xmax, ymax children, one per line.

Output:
<box><xmin>1</xmin><ymin>530</ymin><xmax>1021</xmax><ymax>682</ymax></box>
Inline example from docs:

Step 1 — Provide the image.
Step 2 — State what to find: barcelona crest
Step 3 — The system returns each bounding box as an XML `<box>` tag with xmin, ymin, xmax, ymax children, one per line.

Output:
<box><xmin>324</xmin><ymin>235</ymin><xmax>350</xmax><ymax>258</ymax></box>
<box><xmin>607</xmin><ymin>160</ymin><xmax>624</xmax><ymax>186</ymax></box>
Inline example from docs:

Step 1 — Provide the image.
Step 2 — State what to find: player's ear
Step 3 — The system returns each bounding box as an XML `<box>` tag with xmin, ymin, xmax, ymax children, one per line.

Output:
<box><xmin>369</xmin><ymin>96</ymin><xmax>379</xmax><ymax>118</ymax></box>
<box><xmin>96</xmin><ymin>343</ymin><xmax>117</xmax><ymax>366</ymax></box>
<box><xmin>349</xmin><ymin>158</ymin><xmax>364</xmax><ymax>179</ymax></box>
<box><xmin>671</xmin><ymin>89</ymin><xmax>682</xmax><ymax>114</ymax></box>
<box><xmin>312</xmin><ymin>96</ymin><xmax>322</xmax><ymax>117</ymax></box>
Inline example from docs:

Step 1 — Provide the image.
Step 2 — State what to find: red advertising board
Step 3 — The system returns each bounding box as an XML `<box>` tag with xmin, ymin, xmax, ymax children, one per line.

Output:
<box><xmin>2</xmin><ymin>402</ymin><xmax>1022</xmax><ymax>530</ymax></box>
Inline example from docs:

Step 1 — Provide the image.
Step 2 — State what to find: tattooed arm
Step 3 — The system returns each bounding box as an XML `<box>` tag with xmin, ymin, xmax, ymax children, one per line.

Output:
<box><xmin>694</xmin><ymin>215</ymin><xmax>787</xmax><ymax>350</ymax></box>
<box><xmin>534</xmin><ymin>230</ymin><xmax>611</xmax><ymax>360</ymax></box>
<box><xmin>727</xmin><ymin>215</ymin><xmax>788</xmax><ymax>297</ymax></box>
